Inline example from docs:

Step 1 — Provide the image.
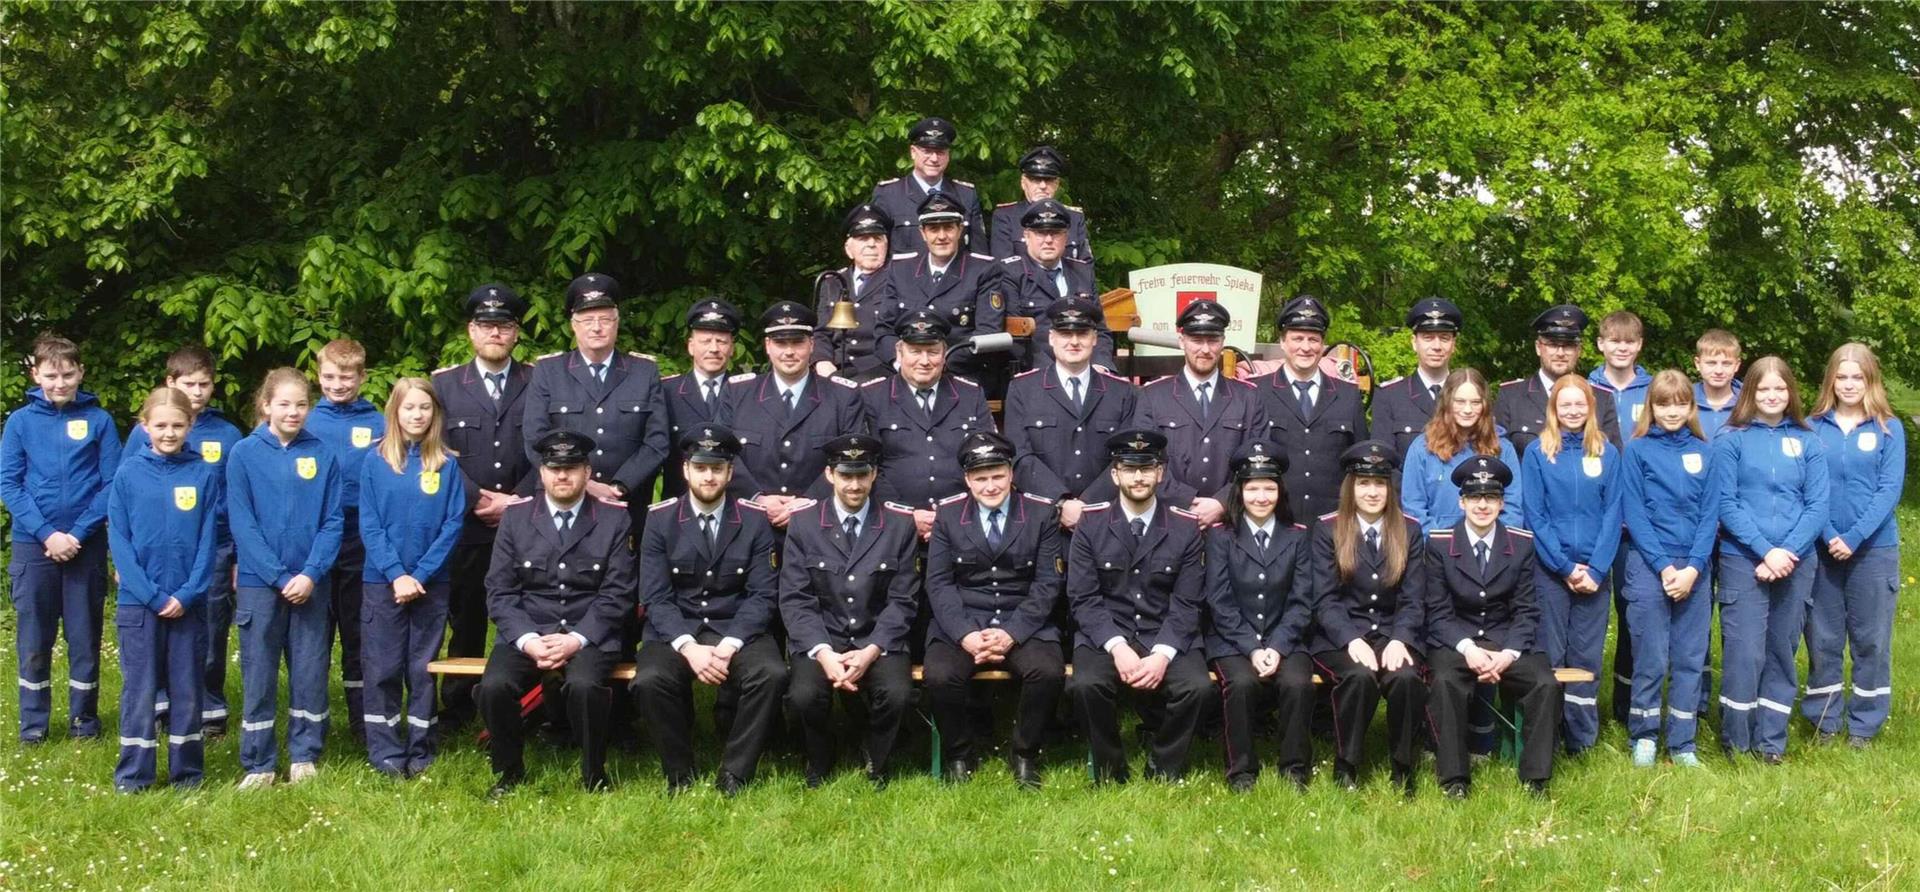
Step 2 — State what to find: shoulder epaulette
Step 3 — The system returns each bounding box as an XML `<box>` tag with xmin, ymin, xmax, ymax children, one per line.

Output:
<box><xmin>628</xmin><ymin>351</ymin><xmax>656</xmax><ymax>363</ymax></box>
<box><xmin>1378</xmin><ymin>375</ymin><xmax>1405</xmax><ymax>387</ymax></box>
<box><xmin>1012</xmin><ymin>368</ymin><xmax>1042</xmax><ymax>379</ymax></box>
<box><xmin>648</xmin><ymin>497</ymin><xmax>678</xmax><ymax>513</ymax></box>
<box><xmin>662</xmin><ymin>372</ymin><xmax>686</xmax><ymax>383</ymax></box>
<box><xmin>1318</xmin><ymin>511</ymin><xmax>1339</xmax><ymax>522</ymax></box>
<box><xmin>860</xmin><ymin>376</ymin><xmax>889</xmax><ymax>388</ymax></box>
<box><xmin>951</xmin><ymin>375</ymin><xmax>979</xmax><ymax>388</ymax></box>
<box><xmin>735</xmin><ymin>498</ymin><xmax>768</xmax><ymax>513</ymax></box>
<box><xmin>728</xmin><ymin>372</ymin><xmax>758</xmax><ymax>384</ymax></box>
<box><xmin>1500</xmin><ymin>377</ymin><xmax>1525</xmax><ymax>387</ymax></box>
<box><xmin>1000</xmin><ymin>256</ymin><xmax>1023</xmax><ymax>265</ymax></box>
<box><xmin>969</xmin><ymin>252</ymin><xmax>994</xmax><ymax>261</ymax></box>
<box><xmin>1140</xmin><ymin>375</ymin><xmax>1176</xmax><ymax>388</ymax></box>
<box><xmin>883</xmin><ymin>501</ymin><xmax>918</xmax><ymax>515</ymax></box>
<box><xmin>877</xmin><ymin>177</ymin><xmax>901</xmax><ymax>186</ymax></box>
<box><xmin>1022</xmin><ymin>493</ymin><xmax>1056</xmax><ymax>507</ymax></box>
<box><xmin>537</xmin><ymin>351</ymin><xmax>565</xmax><ymax>361</ymax></box>
<box><xmin>954</xmin><ymin>179</ymin><xmax>975</xmax><ymax>188</ymax></box>
<box><xmin>787</xmin><ymin>498</ymin><xmax>819</xmax><ymax>513</ymax></box>
<box><xmin>995</xmin><ymin>201</ymin><xmax>1017</xmax><ymax>209</ymax></box>
<box><xmin>1096</xmin><ymin>368</ymin><xmax>1130</xmax><ymax>381</ymax></box>
<box><xmin>1081</xmin><ymin>501</ymin><xmax>1113</xmax><ymax>512</ymax></box>
<box><xmin>1064</xmin><ymin>256</ymin><xmax>1091</xmax><ymax>265</ymax></box>
<box><xmin>1403</xmin><ymin>512</ymin><xmax>1421</xmax><ymax>524</ymax></box>
<box><xmin>1168</xmin><ymin>506</ymin><xmax>1200</xmax><ymax>521</ymax></box>
<box><xmin>505</xmin><ymin>495</ymin><xmax>535</xmax><ymax>506</ymax></box>
<box><xmin>891</xmin><ymin>251</ymin><xmax>920</xmax><ymax>261</ymax></box>
<box><xmin>594</xmin><ymin>496</ymin><xmax>629</xmax><ymax>509</ymax></box>
<box><xmin>1224</xmin><ymin>377</ymin><xmax>1255</xmax><ymax>389</ymax></box>
<box><xmin>1428</xmin><ymin>529</ymin><xmax>1454</xmax><ymax>538</ymax></box>
<box><xmin>828</xmin><ymin>375</ymin><xmax>858</xmax><ymax>388</ymax></box>
<box><xmin>432</xmin><ymin>362</ymin><xmax>462</xmax><ymax>375</ymax></box>
<box><xmin>1065</xmin><ymin>204</ymin><xmax>1084</xmax><ymax>213</ymax></box>
<box><xmin>938</xmin><ymin>492</ymin><xmax>969</xmax><ymax>506</ymax></box>
<box><xmin>1507</xmin><ymin>527</ymin><xmax>1534</xmax><ymax>539</ymax></box>
<box><xmin>1292</xmin><ymin>522</ymin><xmax>1308</xmax><ymax>531</ymax></box>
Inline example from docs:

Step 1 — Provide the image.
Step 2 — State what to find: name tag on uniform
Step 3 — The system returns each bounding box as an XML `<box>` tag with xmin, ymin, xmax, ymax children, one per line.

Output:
<box><xmin>351</xmin><ymin>426</ymin><xmax>374</xmax><ymax>449</ymax></box>
<box><xmin>66</xmin><ymin>419</ymin><xmax>88</xmax><ymax>440</ymax></box>
<box><xmin>173</xmin><ymin>486</ymin><xmax>198</xmax><ymax>511</ymax></box>
<box><xmin>1682</xmin><ymin>452</ymin><xmax>1703</xmax><ymax>475</ymax></box>
<box><xmin>199</xmin><ymin>440</ymin><xmax>222</xmax><ymax>463</ymax></box>
<box><xmin>1582</xmin><ymin>456</ymin><xmax>1604</xmax><ymax>478</ymax></box>
<box><xmin>420</xmin><ymin>471</ymin><xmax>441</xmax><ymax>495</ymax></box>
<box><xmin>296</xmin><ymin>456</ymin><xmax>318</xmax><ymax>480</ymax></box>
<box><xmin>1859</xmin><ymin>431</ymin><xmax>1878</xmax><ymax>452</ymax></box>
<box><xmin>1782</xmin><ymin>437</ymin><xmax>1803</xmax><ymax>458</ymax></box>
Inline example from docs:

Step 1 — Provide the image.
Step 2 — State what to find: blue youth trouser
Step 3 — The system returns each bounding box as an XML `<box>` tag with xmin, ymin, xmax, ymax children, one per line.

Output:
<box><xmin>360</xmin><ymin>581</ymin><xmax>449</xmax><ymax>775</ymax></box>
<box><xmin>155</xmin><ymin>543</ymin><xmax>236</xmax><ymax>728</ymax></box>
<box><xmin>115</xmin><ymin>604</ymin><xmax>208</xmax><ymax>790</ymax></box>
<box><xmin>1715</xmin><ymin>550</ymin><xmax>1813</xmax><ymax>755</ymax></box>
<box><xmin>1536</xmin><ymin>564</ymin><xmax>1608</xmax><ymax>752</ymax></box>
<box><xmin>1622</xmin><ymin>553</ymin><xmax>1711</xmax><ymax>753</ymax></box>
<box><xmin>1802</xmin><ymin>546</ymin><xmax>1900</xmax><ymax>739</ymax></box>
<box><xmin>8</xmin><ymin>532</ymin><xmax>108</xmax><ymax>739</ymax></box>
<box><xmin>236</xmin><ymin>582</ymin><xmax>332</xmax><ymax>773</ymax></box>
<box><xmin>329</xmin><ymin>514</ymin><xmax>367</xmax><ymax>738</ymax></box>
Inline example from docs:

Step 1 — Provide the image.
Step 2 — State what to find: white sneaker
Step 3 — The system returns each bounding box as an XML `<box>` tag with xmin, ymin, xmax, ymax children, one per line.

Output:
<box><xmin>1631</xmin><ymin>739</ymin><xmax>1657</xmax><ymax>768</ymax></box>
<box><xmin>288</xmin><ymin>762</ymin><xmax>318</xmax><ymax>784</ymax></box>
<box><xmin>1671</xmin><ymin>751</ymin><xmax>1703</xmax><ymax>768</ymax></box>
<box><xmin>237</xmin><ymin>772</ymin><xmax>276</xmax><ymax>790</ymax></box>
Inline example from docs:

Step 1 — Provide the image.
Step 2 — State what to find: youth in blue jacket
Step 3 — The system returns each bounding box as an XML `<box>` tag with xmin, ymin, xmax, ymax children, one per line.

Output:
<box><xmin>303</xmin><ymin>351</ymin><xmax>384</xmax><ymax>739</ymax></box>
<box><xmin>1</xmin><ymin>340</ymin><xmax>123</xmax><ymax>742</ymax></box>
<box><xmin>1590</xmin><ymin>365</ymin><xmax>1653</xmax><ymax>433</ymax></box>
<box><xmin>226</xmin><ymin>369</ymin><xmax>345</xmax><ymax>785</ymax></box>
<box><xmin>1520</xmin><ymin>376</ymin><xmax>1622</xmax><ymax>754</ymax></box>
<box><xmin>1618</xmin><ymin>371</ymin><xmax>1721</xmax><ymax>763</ymax></box>
<box><xmin>1802</xmin><ymin>343</ymin><xmax>1906</xmax><ymax>742</ymax></box>
<box><xmin>1399</xmin><ymin>369</ymin><xmax>1524</xmax><ymax>532</ymax></box>
<box><xmin>1709</xmin><ymin>357</ymin><xmax>1829</xmax><ymax>761</ymax></box>
<box><xmin>107</xmin><ymin>388</ymin><xmax>221</xmax><ymax>791</ymax></box>
<box><xmin>356</xmin><ymin>378</ymin><xmax>467</xmax><ymax>777</ymax></box>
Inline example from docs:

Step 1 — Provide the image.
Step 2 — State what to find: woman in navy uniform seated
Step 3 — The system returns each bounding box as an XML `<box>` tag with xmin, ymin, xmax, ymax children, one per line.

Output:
<box><xmin>1202</xmin><ymin>440</ymin><xmax>1317</xmax><ymax>792</ymax></box>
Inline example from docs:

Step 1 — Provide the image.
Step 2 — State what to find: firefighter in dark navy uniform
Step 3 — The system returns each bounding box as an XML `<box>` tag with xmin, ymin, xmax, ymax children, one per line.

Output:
<box><xmin>723</xmin><ymin>301</ymin><xmax>867</xmax><ymax>527</ymax></box>
<box><xmin>869</xmin><ymin>116</ymin><xmax>987</xmax><ymax>257</ymax></box>
<box><xmin>1004</xmin><ymin>295</ymin><xmax>1136</xmax><ymax>531</ymax></box>
<box><xmin>660</xmin><ymin>298</ymin><xmax>743</xmax><ymax>499</ymax></box>
<box><xmin>999</xmin><ymin>199</ymin><xmax>1106</xmax><ymax>371</ymax></box>
<box><xmin>1253</xmin><ymin>295</ymin><xmax>1369</xmax><ymax>524</ymax></box>
<box><xmin>1371</xmin><ymin>297</ymin><xmax>1462</xmax><ymax>459</ymax></box>
<box><xmin>989</xmin><ymin>146</ymin><xmax>1094</xmax><ymax>276</ymax></box>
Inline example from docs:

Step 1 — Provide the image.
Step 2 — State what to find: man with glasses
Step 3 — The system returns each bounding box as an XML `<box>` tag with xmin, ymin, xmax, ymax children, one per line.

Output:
<box><xmin>870</xmin><ymin>116</ymin><xmax>986</xmax><ymax>257</ymax></box>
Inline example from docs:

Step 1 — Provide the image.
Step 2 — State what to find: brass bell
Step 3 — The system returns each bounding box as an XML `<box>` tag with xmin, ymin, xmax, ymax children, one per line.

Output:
<box><xmin>825</xmin><ymin>299</ymin><xmax>861</xmax><ymax>331</ymax></box>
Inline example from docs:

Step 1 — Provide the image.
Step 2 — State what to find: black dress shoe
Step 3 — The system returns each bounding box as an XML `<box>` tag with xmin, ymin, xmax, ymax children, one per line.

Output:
<box><xmin>1523</xmin><ymin>778</ymin><xmax>1549</xmax><ymax>797</ymax></box>
<box><xmin>1284</xmin><ymin>768</ymin><xmax>1310</xmax><ymax>791</ymax></box>
<box><xmin>486</xmin><ymin>773</ymin><xmax>523</xmax><ymax>800</ymax></box>
<box><xmin>1227</xmin><ymin>774</ymin><xmax>1258</xmax><ymax>794</ymax></box>
<box><xmin>582</xmin><ymin>772</ymin><xmax>612</xmax><ymax>792</ymax></box>
<box><xmin>804</xmin><ymin>772</ymin><xmax>828</xmax><ymax>790</ymax></box>
<box><xmin>1442</xmin><ymin>781</ymin><xmax>1470</xmax><ymax>800</ymax></box>
<box><xmin>715</xmin><ymin>772</ymin><xmax>747</xmax><ymax>798</ymax></box>
<box><xmin>1008</xmin><ymin>755</ymin><xmax>1042</xmax><ymax>789</ymax></box>
<box><xmin>1390</xmin><ymin>764</ymin><xmax>1416</xmax><ymax>798</ymax></box>
<box><xmin>1333</xmin><ymin>762</ymin><xmax>1359</xmax><ymax>791</ymax></box>
<box><xmin>1092</xmin><ymin>762</ymin><xmax>1131</xmax><ymax>786</ymax></box>
<box><xmin>665</xmin><ymin>774</ymin><xmax>694</xmax><ymax>796</ymax></box>
<box><xmin>867</xmin><ymin>769</ymin><xmax>890</xmax><ymax>791</ymax></box>
<box><xmin>942</xmin><ymin>759</ymin><xmax>974</xmax><ymax>784</ymax></box>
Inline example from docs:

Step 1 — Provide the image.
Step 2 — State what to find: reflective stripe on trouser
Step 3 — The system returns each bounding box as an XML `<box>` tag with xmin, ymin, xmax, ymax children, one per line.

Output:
<box><xmin>1622</xmin><ymin>552</ymin><xmax>1711</xmax><ymax>752</ymax></box>
<box><xmin>115</xmin><ymin>603</ymin><xmax>208</xmax><ymax>790</ymax></box>
<box><xmin>1716</xmin><ymin>551</ymin><xmax>1814</xmax><ymax>755</ymax></box>
<box><xmin>9</xmin><ymin>535</ymin><xmax>109</xmax><ymax>738</ymax></box>
<box><xmin>236</xmin><ymin>583</ymin><xmax>333</xmax><ymax>773</ymax></box>
<box><xmin>360</xmin><ymin>581</ymin><xmax>450</xmax><ymax>774</ymax></box>
<box><xmin>1535</xmin><ymin>564</ymin><xmax>1609</xmax><ymax>752</ymax></box>
<box><xmin>1802</xmin><ymin>547</ymin><xmax>1899</xmax><ymax>738</ymax></box>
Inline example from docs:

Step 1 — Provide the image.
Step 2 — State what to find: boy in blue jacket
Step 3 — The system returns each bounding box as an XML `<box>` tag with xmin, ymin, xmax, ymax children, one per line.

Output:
<box><xmin>109</xmin><ymin>388</ymin><xmax>222</xmax><ymax>791</ymax></box>
<box><xmin>126</xmin><ymin>345</ymin><xmax>245</xmax><ymax>736</ymax></box>
<box><xmin>303</xmin><ymin>338</ymin><xmax>384</xmax><ymax>743</ymax></box>
<box><xmin>0</xmin><ymin>333</ymin><xmax>122</xmax><ymax>742</ymax></box>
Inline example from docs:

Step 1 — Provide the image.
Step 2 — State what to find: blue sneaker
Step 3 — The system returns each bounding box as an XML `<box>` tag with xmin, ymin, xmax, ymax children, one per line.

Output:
<box><xmin>1672</xmin><ymin>751</ymin><xmax>1703</xmax><ymax>768</ymax></box>
<box><xmin>1631</xmin><ymin>738</ymin><xmax>1657</xmax><ymax>768</ymax></box>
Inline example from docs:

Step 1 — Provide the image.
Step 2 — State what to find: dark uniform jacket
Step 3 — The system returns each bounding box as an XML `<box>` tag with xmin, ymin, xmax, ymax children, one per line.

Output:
<box><xmin>882</xmin><ymin>251</ymin><xmax>1004</xmax><ymax>367</ymax></box>
<box><xmin>871</xmin><ymin>175</ymin><xmax>987</xmax><ymax>256</ymax></box>
<box><xmin>778</xmin><ymin>499</ymin><xmax>922</xmax><ymax>657</ymax></box>
<box><xmin>1253</xmin><ymin>372</ymin><xmax>1369</xmax><ymax>524</ymax></box>
<box><xmin>1422</xmin><ymin>521</ymin><xmax>1540</xmax><ymax>653</ymax></box>
<box><xmin>1202</xmin><ymin>521</ymin><xmax>1315</xmax><ymax>659</ymax></box>
<box><xmin>484</xmin><ymin>496</ymin><xmax>637</xmax><ymax>653</ymax></box>
<box><xmin>810</xmin><ymin>265</ymin><xmax>900</xmax><ymax>380</ymax></box>
<box><xmin>997</xmin><ymin>254</ymin><xmax>1107</xmax><ymax>370</ymax></box>
<box><xmin>1494</xmin><ymin>371</ymin><xmax>1621</xmax><ymax>458</ymax></box>
<box><xmin>1371</xmin><ymin>374</ymin><xmax>1444</xmax><ymax>459</ymax></box>
<box><xmin>1307</xmin><ymin>513</ymin><xmax>1427</xmax><ymax>653</ymax></box>
<box><xmin>1065</xmin><ymin>501</ymin><xmax>1206</xmax><ymax>654</ymax></box>
<box><xmin>989</xmin><ymin>199</ymin><xmax>1094</xmax><ymax>273</ymax></box>
<box><xmin>722</xmin><ymin>371</ymin><xmax>867</xmax><ymax>502</ymax></box>
<box><xmin>860</xmin><ymin>374</ymin><xmax>996</xmax><ymax>509</ymax></box>
<box><xmin>522</xmin><ymin>350</ymin><xmax>671</xmax><ymax>499</ymax></box>
<box><xmin>925</xmin><ymin>491</ymin><xmax>1063</xmax><ymax>646</ymax></box>
<box><xmin>433</xmin><ymin>359</ymin><xmax>537</xmax><ymax>546</ymax></box>
<box><xmin>639</xmin><ymin>496</ymin><xmax>778</xmax><ymax>645</ymax></box>
<box><xmin>659</xmin><ymin>370</ymin><xmax>729</xmax><ymax>498</ymax></box>
<box><xmin>1005</xmin><ymin>366</ymin><xmax>1136</xmax><ymax>500</ymax></box>
<box><xmin>1123</xmin><ymin>373</ymin><xmax>1266</xmax><ymax>505</ymax></box>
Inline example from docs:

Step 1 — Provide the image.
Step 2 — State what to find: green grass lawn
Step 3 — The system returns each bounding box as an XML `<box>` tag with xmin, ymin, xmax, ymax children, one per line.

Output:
<box><xmin>4</xmin><ymin>512</ymin><xmax>1919</xmax><ymax>891</ymax></box>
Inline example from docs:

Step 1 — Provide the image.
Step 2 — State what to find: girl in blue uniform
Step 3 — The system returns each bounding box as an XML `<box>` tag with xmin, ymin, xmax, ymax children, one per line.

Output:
<box><xmin>1401</xmin><ymin>369</ymin><xmax>1523</xmax><ymax>531</ymax></box>
<box><xmin>1802</xmin><ymin>344</ymin><xmax>1904</xmax><ymax>745</ymax></box>
<box><xmin>1521</xmin><ymin>375</ymin><xmax>1622</xmax><ymax>754</ymax></box>
<box><xmin>1619</xmin><ymin>370</ymin><xmax>1720</xmax><ymax>767</ymax></box>
<box><xmin>1711</xmin><ymin>356</ymin><xmax>1828</xmax><ymax>763</ymax></box>
<box><xmin>227</xmin><ymin>367</ymin><xmax>345</xmax><ymax>788</ymax></box>
<box><xmin>358</xmin><ymin>378</ymin><xmax>466</xmax><ymax>778</ymax></box>
<box><xmin>107</xmin><ymin>387</ymin><xmax>222</xmax><ymax>791</ymax></box>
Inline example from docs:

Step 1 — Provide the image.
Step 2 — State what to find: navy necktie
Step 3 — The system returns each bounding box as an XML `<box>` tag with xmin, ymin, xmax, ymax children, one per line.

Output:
<box><xmin>1294</xmin><ymin>380</ymin><xmax>1314</xmax><ymax>416</ymax></box>
<box><xmin>1196</xmin><ymin>381</ymin><xmax>1213</xmax><ymax>420</ymax></box>
<box><xmin>1130</xmin><ymin>518</ymin><xmax>1146</xmax><ymax>541</ymax></box>
<box><xmin>1255</xmin><ymin>530</ymin><xmax>1270</xmax><ymax>552</ymax></box>
<box><xmin>1475</xmin><ymin>540</ymin><xmax>1490</xmax><ymax>573</ymax></box>
<box><xmin>987</xmin><ymin>508</ymin><xmax>1004</xmax><ymax>548</ymax></box>
<box><xmin>701</xmin><ymin>512</ymin><xmax>717</xmax><ymax>545</ymax></box>
<box><xmin>590</xmin><ymin>362</ymin><xmax>607</xmax><ymax>383</ymax></box>
<box><xmin>556</xmin><ymin>509</ymin><xmax>574</xmax><ymax>532</ymax></box>
<box><xmin>1365</xmin><ymin>526</ymin><xmax>1379</xmax><ymax>556</ymax></box>
<box><xmin>843</xmin><ymin>514</ymin><xmax>861</xmax><ymax>543</ymax></box>
<box><xmin>486</xmin><ymin>372</ymin><xmax>505</xmax><ymax>401</ymax></box>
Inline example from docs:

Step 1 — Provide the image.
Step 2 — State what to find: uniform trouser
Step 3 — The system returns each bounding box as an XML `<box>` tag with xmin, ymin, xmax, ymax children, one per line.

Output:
<box><xmin>114</xmin><ymin>603</ymin><xmax>207</xmax><ymax>791</ymax></box>
<box><xmin>236</xmin><ymin>583</ymin><xmax>333</xmax><ymax>773</ymax></box>
<box><xmin>439</xmin><ymin>543</ymin><xmax>493</xmax><ymax>726</ymax></box>
<box><xmin>1430</xmin><ymin>648</ymin><xmax>1558</xmax><ymax>785</ymax></box>
<box><xmin>1716</xmin><ymin>550</ymin><xmax>1814</xmax><ymax>755</ymax></box>
<box><xmin>8</xmin><ymin>534</ymin><xmax>108</xmax><ymax>739</ymax></box>
<box><xmin>787</xmin><ymin>652</ymin><xmax>912</xmax><ymax>777</ymax></box>
<box><xmin>1536</xmin><ymin>566</ymin><xmax>1608</xmax><ymax>752</ymax></box>
<box><xmin>1069</xmin><ymin>643</ymin><xmax>1210</xmax><ymax>778</ymax></box>
<box><xmin>1623</xmin><ymin>554</ymin><xmax>1712</xmax><ymax>752</ymax></box>
<box><xmin>327</xmin><ymin>516</ymin><xmax>367</xmax><ymax>737</ymax></box>
<box><xmin>924</xmin><ymin>638</ymin><xmax>1065</xmax><ymax>763</ymax></box>
<box><xmin>1611</xmin><ymin>548</ymin><xmax>1633</xmax><ymax>724</ymax></box>
<box><xmin>1802</xmin><ymin>547</ymin><xmax>1899</xmax><ymax>739</ymax></box>
<box><xmin>1212</xmin><ymin>652</ymin><xmax>1317</xmax><ymax>783</ymax></box>
<box><xmin>157</xmin><ymin>544</ymin><xmax>235</xmax><ymax>729</ymax></box>
<box><xmin>361</xmin><ymin>581</ymin><xmax>449</xmax><ymax>775</ymax></box>
<box><xmin>1312</xmin><ymin>644</ymin><xmax>1427</xmax><ymax>772</ymax></box>
<box><xmin>477</xmin><ymin>640</ymin><xmax>616</xmax><ymax>784</ymax></box>
<box><xmin>631</xmin><ymin>633</ymin><xmax>790</xmax><ymax>783</ymax></box>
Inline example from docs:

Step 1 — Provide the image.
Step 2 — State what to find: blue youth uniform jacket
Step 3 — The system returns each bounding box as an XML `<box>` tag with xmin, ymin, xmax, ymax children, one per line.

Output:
<box><xmin>1809</xmin><ymin>411</ymin><xmax>1904</xmax><ymax>552</ymax></box>
<box><xmin>1521</xmin><ymin>431</ymin><xmax>1624</xmax><ymax>586</ymax></box>
<box><xmin>357</xmin><ymin>442</ymin><xmax>468</xmax><ymax>585</ymax></box>
<box><xmin>1710</xmin><ymin>419</ymin><xmax>1830</xmax><ymax>561</ymax></box>
<box><xmin>1400</xmin><ymin>431</ymin><xmax>1524</xmax><ymax>532</ymax></box>
<box><xmin>107</xmin><ymin>447</ymin><xmax>222</xmax><ymax>611</ymax></box>
<box><xmin>1620</xmin><ymin>426</ymin><xmax>1720</xmax><ymax>575</ymax></box>
<box><xmin>304</xmin><ymin>398</ymin><xmax>384</xmax><ymax>511</ymax></box>
<box><xmin>0</xmin><ymin>387</ymin><xmax>122</xmax><ymax>544</ymax></box>
<box><xmin>226</xmin><ymin>425</ymin><xmax>345</xmax><ymax>589</ymax></box>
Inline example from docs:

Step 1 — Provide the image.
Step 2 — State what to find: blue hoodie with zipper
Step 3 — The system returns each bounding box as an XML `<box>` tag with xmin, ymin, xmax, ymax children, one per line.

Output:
<box><xmin>107</xmin><ymin>446</ymin><xmax>222</xmax><ymax>611</ymax></box>
<box><xmin>1620</xmin><ymin>425</ymin><xmax>1721</xmax><ymax>574</ymax></box>
<box><xmin>1521</xmin><ymin>430</ymin><xmax>1624</xmax><ymax>586</ymax></box>
<box><xmin>1590</xmin><ymin>366</ymin><xmax>1653</xmax><ymax>435</ymax></box>
<box><xmin>0</xmin><ymin>388</ymin><xmax>122</xmax><ymax>544</ymax></box>
<box><xmin>1809</xmin><ymin>411</ymin><xmax>1904</xmax><ymax>552</ymax></box>
<box><xmin>226</xmin><ymin>425</ymin><xmax>345</xmax><ymax>588</ymax></box>
<box><xmin>305</xmin><ymin>398</ymin><xmax>384</xmax><ymax>511</ymax></box>
<box><xmin>126</xmin><ymin>406</ymin><xmax>244</xmax><ymax>546</ymax></box>
<box><xmin>1711</xmin><ymin>418</ymin><xmax>1830</xmax><ymax>560</ymax></box>
<box><xmin>357</xmin><ymin>441</ymin><xmax>467</xmax><ymax>585</ymax></box>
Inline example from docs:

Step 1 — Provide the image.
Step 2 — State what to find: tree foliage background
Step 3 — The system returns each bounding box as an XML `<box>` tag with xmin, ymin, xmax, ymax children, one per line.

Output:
<box><xmin>5</xmin><ymin>0</ymin><xmax>1918</xmax><ymax>418</ymax></box>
